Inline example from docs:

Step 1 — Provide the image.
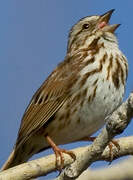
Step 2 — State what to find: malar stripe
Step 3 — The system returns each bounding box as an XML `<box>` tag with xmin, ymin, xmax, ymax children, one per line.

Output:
<box><xmin>75</xmin><ymin>37</ymin><xmax>102</xmax><ymax>54</ymax></box>
<box><xmin>90</xmin><ymin>42</ymin><xmax>104</xmax><ymax>56</ymax></box>
<box><xmin>88</xmin><ymin>37</ymin><xmax>100</xmax><ymax>50</ymax></box>
<box><xmin>77</xmin><ymin>34</ymin><xmax>100</xmax><ymax>52</ymax></box>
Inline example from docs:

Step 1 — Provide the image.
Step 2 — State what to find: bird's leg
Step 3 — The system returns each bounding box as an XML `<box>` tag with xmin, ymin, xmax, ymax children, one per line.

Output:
<box><xmin>45</xmin><ymin>135</ymin><xmax>76</xmax><ymax>170</ymax></box>
<box><xmin>80</xmin><ymin>136</ymin><xmax>120</xmax><ymax>162</ymax></box>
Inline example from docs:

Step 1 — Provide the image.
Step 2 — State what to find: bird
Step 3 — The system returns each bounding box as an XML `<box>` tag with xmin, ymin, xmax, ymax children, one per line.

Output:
<box><xmin>2</xmin><ymin>9</ymin><xmax>128</xmax><ymax>171</ymax></box>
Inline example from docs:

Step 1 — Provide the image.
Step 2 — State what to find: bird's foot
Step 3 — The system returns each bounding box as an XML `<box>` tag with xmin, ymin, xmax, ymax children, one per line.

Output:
<box><xmin>80</xmin><ymin>136</ymin><xmax>120</xmax><ymax>163</ymax></box>
<box><xmin>46</xmin><ymin>135</ymin><xmax>76</xmax><ymax>170</ymax></box>
<box><xmin>108</xmin><ymin>139</ymin><xmax>120</xmax><ymax>163</ymax></box>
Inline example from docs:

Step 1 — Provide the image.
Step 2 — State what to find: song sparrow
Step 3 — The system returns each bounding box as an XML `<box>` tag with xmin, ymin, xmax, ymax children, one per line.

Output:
<box><xmin>2</xmin><ymin>9</ymin><xmax>128</xmax><ymax>170</ymax></box>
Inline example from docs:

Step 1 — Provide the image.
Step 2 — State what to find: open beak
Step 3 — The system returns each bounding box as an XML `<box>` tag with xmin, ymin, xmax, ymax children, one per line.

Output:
<box><xmin>98</xmin><ymin>9</ymin><xmax>120</xmax><ymax>33</ymax></box>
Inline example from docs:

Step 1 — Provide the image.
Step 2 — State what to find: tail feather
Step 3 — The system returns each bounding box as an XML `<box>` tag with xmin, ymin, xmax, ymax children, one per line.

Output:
<box><xmin>1</xmin><ymin>147</ymin><xmax>49</xmax><ymax>171</ymax></box>
<box><xmin>1</xmin><ymin>136</ymin><xmax>50</xmax><ymax>171</ymax></box>
<box><xmin>1</xmin><ymin>149</ymin><xmax>17</xmax><ymax>171</ymax></box>
<box><xmin>1</xmin><ymin>148</ymin><xmax>30</xmax><ymax>171</ymax></box>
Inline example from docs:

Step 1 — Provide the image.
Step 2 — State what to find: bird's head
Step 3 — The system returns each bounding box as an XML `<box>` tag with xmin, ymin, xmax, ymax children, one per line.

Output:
<box><xmin>67</xmin><ymin>9</ymin><xmax>120</xmax><ymax>52</ymax></box>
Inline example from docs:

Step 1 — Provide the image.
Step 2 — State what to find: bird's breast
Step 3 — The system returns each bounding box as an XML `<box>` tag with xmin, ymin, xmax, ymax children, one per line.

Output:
<box><xmin>43</xmin><ymin>48</ymin><xmax>127</xmax><ymax>145</ymax></box>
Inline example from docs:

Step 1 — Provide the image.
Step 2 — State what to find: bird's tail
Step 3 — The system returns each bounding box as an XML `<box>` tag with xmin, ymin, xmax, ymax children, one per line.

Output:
<box><xmin>1</xmin><ymin>147</ymin><xmax>30</xmax><ymax>171</ymax></box>
<box><xmin>1</xmin><ymin>136</ymin><xmax>50</xmax><ymax>171</ymax></box>
<box><xmin>1</xmin><ymin>149</ymin><xmax>16</xmax><ymax>170</ymax></box>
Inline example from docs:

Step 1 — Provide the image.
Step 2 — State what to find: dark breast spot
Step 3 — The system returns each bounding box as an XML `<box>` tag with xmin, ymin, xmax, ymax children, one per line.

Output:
<box><xmin>112</xmin><ymin>72</ymin><xmax>120</xmax><ymax>89</ymax></box>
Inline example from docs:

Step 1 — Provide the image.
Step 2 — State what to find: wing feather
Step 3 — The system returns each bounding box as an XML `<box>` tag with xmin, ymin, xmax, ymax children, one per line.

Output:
<box><xmin>15</xmin><ymin>53</ymin><xmax>84</xmax><ymax>148</ymax></box>
<box><xmin>16</xmin><ymin>81</ymin><xmax>69</xmax><ymax>147</ymax></box>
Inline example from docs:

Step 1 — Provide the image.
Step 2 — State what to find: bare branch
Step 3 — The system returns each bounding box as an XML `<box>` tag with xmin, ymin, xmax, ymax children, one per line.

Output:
<box><xmin>77</xmin><ymin>157</ymin><xmax>133</xmax><ymax>180</ymax></box>
<box><xmin>56</xmin><ymin>92</ymin><xmax>133</xmax><ymax>180</ymax></box>
<box><xmin>0</xmin><ymin>136</ymin><xmax>133</xmax><ymax>180</ymax></box>
<box><xmin>0</xmin><ymin>93</ymin><xmax>133</xmax><ymax>180</ymax></box>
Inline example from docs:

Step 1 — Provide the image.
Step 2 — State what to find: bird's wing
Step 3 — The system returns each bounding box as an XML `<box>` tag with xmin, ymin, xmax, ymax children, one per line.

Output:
<box><xmin>15</xmin><ymin>54</ymin><xmax>82</xmax><ymax>149</ymax></box>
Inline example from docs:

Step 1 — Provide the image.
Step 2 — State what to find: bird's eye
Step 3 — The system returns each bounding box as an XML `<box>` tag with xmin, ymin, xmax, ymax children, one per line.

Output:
<box><xmin>82</xmin><ymin>23</ymin><xmax>90</xmax><ymax>29</ymax></box>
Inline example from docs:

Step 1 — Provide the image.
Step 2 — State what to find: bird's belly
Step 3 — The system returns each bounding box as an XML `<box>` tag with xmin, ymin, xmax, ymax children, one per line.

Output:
<box><xmin>44</xmin><ymin>80</ymin><xmax>124</xmax><ymax>145</ymax></box>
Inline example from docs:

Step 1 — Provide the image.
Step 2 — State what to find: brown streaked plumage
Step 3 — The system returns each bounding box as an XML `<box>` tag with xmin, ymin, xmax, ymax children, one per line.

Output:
<box><xmin>2</xmin><ymin>9</ymin><xmax>128</xmax><ymax>171</ymax></box>
<box><xmin>107</xmin><ymin>54</ymin><xmax>113</xmax><ymax>80</ymax></box>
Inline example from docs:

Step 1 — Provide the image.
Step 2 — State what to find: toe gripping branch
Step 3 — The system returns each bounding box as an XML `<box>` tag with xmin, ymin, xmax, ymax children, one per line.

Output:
<box><xmin>46</xmin><ymin>135</ymin><xmax>76</xmax><ymax>170</ymax></box>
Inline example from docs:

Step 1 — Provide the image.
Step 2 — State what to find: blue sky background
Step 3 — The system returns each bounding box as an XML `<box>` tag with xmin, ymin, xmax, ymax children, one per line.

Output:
<box><xmin>0</xmin><ymin>0</ymin><xmax>133</xmax><ymax>179</ymax></box>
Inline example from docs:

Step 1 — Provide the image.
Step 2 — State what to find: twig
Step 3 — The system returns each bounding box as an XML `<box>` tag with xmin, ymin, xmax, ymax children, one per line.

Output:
<box><xmin>0</xmin><ymin>93</ymin><xmax>133</xmax><ymax>180</ymax></box>
<box><xmin>56</xmin><ymin>93</ymin><xmax>133</xmax><ymax>180</ymax></box>
<box><xmin>77</xmin><ymin>157</ymin><xmax>133</xmax><ymax>180</ymax></box>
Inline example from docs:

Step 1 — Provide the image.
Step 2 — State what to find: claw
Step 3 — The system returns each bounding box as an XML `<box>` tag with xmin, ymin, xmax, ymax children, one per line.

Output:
<box><xmin>46</xmin><ymin>135</ymin><xmax>76</xmax><ymax>170</ymax></box>
<box><xmin>108</xmin><ymin>139</ymin><xmax>120</xmax><ymax>164</ymax></box>
<box><xmin>80</xmin><ymin>136</ymin><xmax>120</xmax><ymax>163</ymax></box>
<box><xmin>54</xmin><ymin>147</ymin><xmax>76</xmax><ymax>170</ymax></box>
